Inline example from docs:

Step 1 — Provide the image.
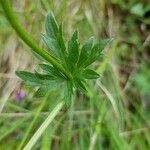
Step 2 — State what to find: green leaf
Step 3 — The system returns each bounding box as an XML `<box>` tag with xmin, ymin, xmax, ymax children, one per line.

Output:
<box><xmin>80</xmin><ymin>69</ymin><xmax>100</xmax><ymax>79</ymax></box>
<box><xmin>39</xmin><ymin>64</ymin><xmax>55</xmax><ymax>77</ymax></box>
<box><xmin>44</xmin><ymin>14</ymin><xmax>67</xmax><ymax>60</ymax></box>
<box><xmin>16</xmin><ymin>10</ymin><xmax>112</xmax><ymax>108</ymax></box>
<box><xmin>68</xmin><ymin>30</ymin><xmax>78</xmax><ymax>49</ymax></box>
<box><xmin>42</xmin><ymin>34</ymin><xmax>60</xmax><ymax>58</ymax></box>
<box><xmin>68</xmin><ymin>40</ymin><xmax>79</xmax><ymax>63</ymax></box>
<box><xmin>34</xmin><ymin>81</ymin><xmax>60</xmax><ymax>97</ymax></box>
<box><xmin>45</xmin><ymin>11</ymin><xmax>59</xmax><ymax>39</ymax></box>
<box><xmin>85</xmin><ymin>38</ymin><xmax>112</xmax><ymax>67</ymax></box>
<box><xmin>39</xmin><ymin>63</ymin><xmax>56</xmax><ymax>75</ymax></box>
<box><xmin>57</xmin><ymin>23</ymin><xmax>66</xmax><ymax>55</ymax></box>
<box><xmin>74</xmin><ymin>79</ymin><xmax>87</xmax><ymax>93</ymax></box>
<box><xmin>16</xmin><ymin>71</ymin><xmax>38</xmax><ymax>82</ymax></box>
<box><xmin>34</xmin><ymin>86</ymin><xmax>49</xmax><ymax>97</ymax></box>
<box><xmin>67</xmin><ymin>31</ymin><xmax>79</xmax><ymax>71</ymax></box>
<box><xmin>16</xmin><ymin>71</ymin><xmax>59</xmax><ymax>87</ymax></box>
<box><xmin>16</xmin><ymin>71</ymin><xmax>44</xmax><ymax>86</ymax></box>
<box><xmin>39</xmin><ymin>64</ymin><xmax>68</xmax><ymax>80</ymax></box>
<box><xmin>77</xmin><ymin>37</ymin><xmax>94</xmax><ymax>68</ymax></box>
<box><xmin>54</xmin><ymin>23</ymin><xmax>67</xmax><ymax>61</ymax></box>
<box><xmin>64</xmin><ymin>81</ymin><xmax>73</xmax><ymax>106</ymax></box>
<box><xmin>34</xmin><ymin>71</ymin><xmax>56</xmax><ymax>80</ymax></box>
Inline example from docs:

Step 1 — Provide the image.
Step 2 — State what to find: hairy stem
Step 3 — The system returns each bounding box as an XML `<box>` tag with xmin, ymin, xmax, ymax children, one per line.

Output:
<box><xmin>0</xmin><ymin>0</ymin><xmax>73</xmax><ymax>80</ymax></box>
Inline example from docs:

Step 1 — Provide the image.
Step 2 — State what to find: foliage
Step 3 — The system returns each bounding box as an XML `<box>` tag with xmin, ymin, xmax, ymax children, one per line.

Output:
<box><xmin>0</xmin><ymin>0</ymin><xmax>149</xmax><ymax>149</ymax></box>
<box><xmin>16</xmin><ymin>11</ymin><xmax>111</xmax><ymax>106</ymax></box>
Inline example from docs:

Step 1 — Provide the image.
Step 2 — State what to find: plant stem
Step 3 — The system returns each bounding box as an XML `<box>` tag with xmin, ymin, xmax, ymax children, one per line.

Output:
<box><xmin>17</xmin><ymin>92</ymin><xmax>48</xmax><ymax>150</ymax></box>
<box><xmin>23</xmin><ymin>101</ymin><xmax>64</xmax><ymax>150</ymax></box>
<box><xmin>0</xmin><ymin>0</ymin><xmax>73</xmax><ymax>80</ymax></box>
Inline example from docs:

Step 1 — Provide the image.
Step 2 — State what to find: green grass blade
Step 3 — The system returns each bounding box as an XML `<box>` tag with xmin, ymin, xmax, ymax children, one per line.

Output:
<box><xmin>0</xmin><ymin>117</ymin><xmax>28</xmax><ymax>141</ymax></box>
<box><xmin>23</xmin><ymin>101</ymin><xmax>64</xmax><ymax>150</ymax></box>
<box><xmin>17</xmin><ymin>94</ymin><xmax>49</xmax><ymax>150</ymax></box>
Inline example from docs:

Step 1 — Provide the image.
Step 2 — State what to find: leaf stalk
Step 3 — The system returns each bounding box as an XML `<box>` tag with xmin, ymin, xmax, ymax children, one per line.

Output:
<box><xmin>0</xmin><ymin>0</ymin><xmax>73</xmax><ymax>80</ymax></box>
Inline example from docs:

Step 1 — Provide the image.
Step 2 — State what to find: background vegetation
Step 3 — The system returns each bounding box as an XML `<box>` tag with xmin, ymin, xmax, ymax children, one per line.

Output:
<box><xmin>0</xmin><ymin>0</ymin><xmax>150</xmax><ymax>149</ymax></box>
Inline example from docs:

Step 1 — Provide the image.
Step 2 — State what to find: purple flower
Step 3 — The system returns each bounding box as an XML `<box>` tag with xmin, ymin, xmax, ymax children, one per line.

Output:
<box><xmin>15</xmin><ymin>90</ymin><xmax>25</xmax><ymax>102</ymax></box>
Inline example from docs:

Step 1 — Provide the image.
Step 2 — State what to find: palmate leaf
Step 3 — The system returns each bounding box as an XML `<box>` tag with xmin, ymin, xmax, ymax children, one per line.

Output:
<box><xmin>57</xmin><ymin>23</ymin><xmax>66</xmax><ymax>58</ymax></box>
<box><xmin>79</xmin><ymin>69</ymin><xmax>100</xmax><ymax>79</ymax></box>
<box><xmin>15</xmin><ymin>10</ymin><xmax>112</xmax><ymax>106</ymax></box>
<box><xmin>45</xmin><ymin>11</ymin><xmax>59</xmax><ymax>39</ymax></box>
<box><xmin>41</xmin><ymin>34</ymin><xmax>60</xmax><ymax>58</ymax></box>
<box><xmin>69</xmin><ymin>30</ymin><xmax>78</xmax><ymax>45</ymax></box>
<box><xmin>39</xmin><ymin>63</ymin><xmax>65</xmax><ymax>79</ymax></box>
<box><xmin>77</xmin><ymin>38</ymin><xmax>112</xmax><ymax>68</ymax></box>
<box><xmin>34</xmin><ymin>83</ymin><xmax>59</xmax><ymax>97</ymax></box>
<box><xmin>16</xmin><ymin>71</ymin><xmax>39</xmax><ymax>83</ymax></box>
<box><xmin>77</xmin><ymin>37</ymin><xmax>94</xmax><ymax>68</ymax></box>
<box><xmin>67</xmin><ymin>30</ymin><xmax>79</xmax><ymax>72</ymax></box>
<box><xmin>16</xmin><ymin>71</ymin><xmax>55</xmax><ymax>81</ymax></box>
<box><xmin>34</xmin><ymin>71</ymin><xmax>56</xmax><ymax>80</ymax></box>
<box><xmin>39</xmin><ymin>64</ymin><xmax>56</xmax><ymax>75</ymax></box>
<box><xmin>44</xmin><ymin>12</ymin><xmax>67</xmax><ymax>61</ymax></box>
<box><xmin>85</xmin><ymin>38</ymin><xmax>113</xmax><ymax>67</ymax></box>
<box><xmin>40</xmin><ymin>63</ymin><xmax>67</xmax><ymax>80</ymax></box>
<box><xmin>16</xmin><ymin>71</ymin><xmax>57</xmax><ymax>86</ymax></box>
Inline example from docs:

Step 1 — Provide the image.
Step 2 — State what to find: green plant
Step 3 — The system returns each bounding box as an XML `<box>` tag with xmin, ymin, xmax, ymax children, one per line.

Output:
<box><xmin>16</xmin><ymin>11</ymin><xmax>111</xmax><ymax>105</ymax></box>
<box><xmin>0</xmin><ymin>0</ymin><xmax>112</xmax><ymax>149</ymax></box>
<box><xmin>2</xmin><ymin>1</ymin><xmax>111</xmax><ymax>105</ymax></box>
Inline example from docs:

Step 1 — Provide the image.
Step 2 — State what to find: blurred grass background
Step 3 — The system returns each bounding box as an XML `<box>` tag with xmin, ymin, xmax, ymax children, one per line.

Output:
<box><xmin>0</xmin><ymin>0</ymin><xmax>150</xmax><ymax>149</ymax></box>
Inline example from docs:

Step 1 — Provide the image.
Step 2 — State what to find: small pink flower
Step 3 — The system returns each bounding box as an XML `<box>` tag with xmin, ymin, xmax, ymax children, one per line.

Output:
<box><xmin>15</xmin><ymin>90</ymin><xmax>25</xmax><ymax>102</ymax></box>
